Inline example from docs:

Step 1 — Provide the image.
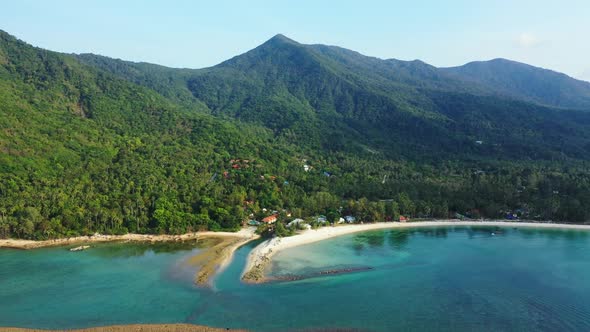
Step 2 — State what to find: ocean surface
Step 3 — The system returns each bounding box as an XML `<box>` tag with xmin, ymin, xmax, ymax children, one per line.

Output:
<box><xmin>1</xmin><ymin>226</ymin><xmax>590</xmax><ymax>331</ymax></box>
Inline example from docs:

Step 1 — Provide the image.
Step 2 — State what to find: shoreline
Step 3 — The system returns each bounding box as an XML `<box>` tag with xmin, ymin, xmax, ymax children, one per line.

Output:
<box><xmin>0</xmin><ymin>228</ymin><xmax>257</xmax><ymax>250</ymax></box>
<box><xmin>0</xmin><ymin>227</ymin><xmax>259</xmax><ymax>286</ymax></box>
<box><xmin>241</xmin><ymin>220</ymin><xmax>590</xmax><ymax>283</ymax></box>
<box><xmin>1</xmin><ymin>324</ymin><xmax>247</xmax><ymax>332</ymax></box>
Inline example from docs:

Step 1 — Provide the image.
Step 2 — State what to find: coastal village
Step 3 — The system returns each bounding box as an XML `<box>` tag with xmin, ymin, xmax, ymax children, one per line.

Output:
<box><xmin>248</xmin><ymin>210</ymin><xmax>410</xmax><ymax>231</ymax></box>
<box><xmin>219</xmin><ymin>157</ymin><xmax>417</xmax><ymax>236</ymax></box>
<box><xmin>221</xmin><ymin>157</ymin><xmax>535</xmax><ymax>238</ymax></box>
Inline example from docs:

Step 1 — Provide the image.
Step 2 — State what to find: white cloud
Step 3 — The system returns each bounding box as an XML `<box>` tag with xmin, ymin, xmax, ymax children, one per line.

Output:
<box><xmin>516</xmin><ymin>32</ymin><xmax>542</xmax><ymax>48</ymax></box>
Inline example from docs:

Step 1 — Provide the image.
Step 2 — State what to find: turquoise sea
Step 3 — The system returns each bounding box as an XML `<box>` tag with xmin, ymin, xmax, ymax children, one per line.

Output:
<box><xmin>1</xmin><ymin>226</ymin><xmax>590</xmax><ymax>331</ymax></box>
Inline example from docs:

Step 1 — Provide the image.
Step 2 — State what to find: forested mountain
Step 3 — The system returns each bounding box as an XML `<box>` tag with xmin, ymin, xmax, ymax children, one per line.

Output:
<box><xmin>0</xmin><ymin>30</ymin><xmax>300</xmax><ymax>237</ymax></box>
<box><xmin>443</xmin><ymin>58</ymin><xmax>590</xmax><ymax>110</ymax></box>
<box><xmin>75</xmin><ymin>53</ymin><xmax>206</xmax><ymax>111</ymax></box>
<box><xmin>79</xmin><ymin>34</ymin><xmax>590</xmax><ymax>160</ymax></box>
<box><xmin>2</xmin><ymin>30</ymin><xmax>590</xmax><ymax>239</ymax></box>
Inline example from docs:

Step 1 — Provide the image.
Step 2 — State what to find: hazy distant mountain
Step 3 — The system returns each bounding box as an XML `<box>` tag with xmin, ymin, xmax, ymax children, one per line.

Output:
<box><xmin>443</xmin><ymin>58</ymin><xmax>590</xmax><ymax>110</ymax></box>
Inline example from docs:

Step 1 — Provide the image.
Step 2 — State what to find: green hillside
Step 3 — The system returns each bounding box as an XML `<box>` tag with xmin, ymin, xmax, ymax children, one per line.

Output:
<box><xmin>80</xmin><ymin>34</ymin><xmax>590</xmax><ymax>160</ymax></box>
<box><xmin>2</xmin><ymin>30</ymin><xmax>590</xmax><ymax>239</ymax></box>
<box><xmin>0</xmin><ymin>30</ymin><xmax>300</xmax><ymax>237</ymax></box>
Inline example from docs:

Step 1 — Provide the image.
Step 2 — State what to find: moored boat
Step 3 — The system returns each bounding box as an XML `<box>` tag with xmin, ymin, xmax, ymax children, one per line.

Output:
<box><xmin>69</xmin><ymin>245</ymin><xmax>90</xmax><ymax>252</ymax></box>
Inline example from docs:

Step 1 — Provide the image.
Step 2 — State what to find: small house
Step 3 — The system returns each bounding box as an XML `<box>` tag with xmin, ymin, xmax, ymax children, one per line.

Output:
<box><xmin>287</xmin><ymin>218</ymin><xmax>305</xmax><ymax>228</ymax></box>
<box><xmin>316</xmin><ymin>215</ymin><xmax>328</xmax><ymax>223</ymax></box>
<box><xmin>262</xmin><ymin>215</ymin><xmax>278</xmax><ymax>224</ymax></box>
<box><xmin>399</xmin><ymin>216</ymin><xmax>409</xmax><ymax>223</ymax></box>
<box><xmin>505</xmin><ymin>213</ymin><xmax>518</xmax><ymax>220</ymax></box>
<box><xmin>344</xmin><ymin>216</ymin><xmax>356</xmax><ymax>223</ymax></box>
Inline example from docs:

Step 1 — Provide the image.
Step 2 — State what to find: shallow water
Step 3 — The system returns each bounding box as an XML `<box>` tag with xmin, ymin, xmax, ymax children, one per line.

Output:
<box><xmin>2</xmin><ymin>227</ymin><xmax>590</xmax><ymax>331</ymax></box>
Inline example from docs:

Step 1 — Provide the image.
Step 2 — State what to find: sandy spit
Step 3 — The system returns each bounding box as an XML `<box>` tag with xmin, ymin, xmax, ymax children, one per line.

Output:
<box><xmin>0</xmin><ymin>228</ymin><xmax>257</xmax><ymax>250</ymax></box>
<box><xmin>187</xmin><ymin>231</ymin><xmax>259</xmax><ymax>286</ymax></box>
<box><xmin>241</xmin><ymin>220</ymin><xmax>590</xmax><ymax>283</ymax></box>
<box><xmin>1</xmin><ymin>324</ymin><xmax>247</xmax><ymax>332</ymax></box>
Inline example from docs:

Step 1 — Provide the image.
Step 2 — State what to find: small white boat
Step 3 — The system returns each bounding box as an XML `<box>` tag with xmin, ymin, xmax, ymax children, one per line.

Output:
<box><xmin>69</xmin><ymin>245</ymin><xmax>90</xmax><ymax>252</ymax></box>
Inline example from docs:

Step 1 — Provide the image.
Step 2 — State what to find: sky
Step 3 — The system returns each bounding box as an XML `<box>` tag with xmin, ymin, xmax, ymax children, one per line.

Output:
<box><xmin>1</xmin><ymin>0</ymin><xmax>589</xmax><ymax>81</ymax></box>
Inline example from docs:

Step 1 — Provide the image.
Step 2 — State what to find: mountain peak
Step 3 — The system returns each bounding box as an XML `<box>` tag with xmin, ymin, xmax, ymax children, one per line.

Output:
<box><xmin>489</xmin><ymin>58</ymin><xmax>515</xmax><ymax>63</ymax></box>
<box><xmin>265</xmin><ymin>33</ymin><xmax>299</xmax><ymax>45</ymax></box>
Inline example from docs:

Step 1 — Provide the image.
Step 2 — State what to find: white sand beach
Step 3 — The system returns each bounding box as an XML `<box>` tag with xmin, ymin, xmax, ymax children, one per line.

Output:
<box><xmin>241</xmin><ymin>220</ymin><xmax>590</xmax><ymax>283</ymax></box>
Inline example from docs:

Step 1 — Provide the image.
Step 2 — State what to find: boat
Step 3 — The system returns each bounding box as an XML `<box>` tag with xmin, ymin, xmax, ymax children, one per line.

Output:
<box><xmin>69</xmin><ymin>245</ymin><xmax>90</xmax><ymax>252</ymax></box>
